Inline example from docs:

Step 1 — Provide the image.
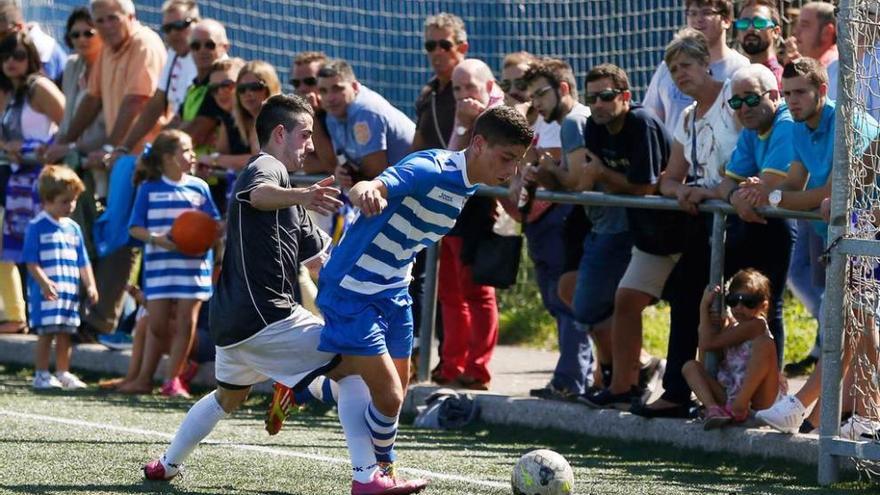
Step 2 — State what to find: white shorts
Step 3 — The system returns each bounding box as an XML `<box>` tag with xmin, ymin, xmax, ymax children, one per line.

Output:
<box><xmin>214</xmin><ymin>306</ymin><xmax>336</xmax><ymax>388</ymax></box>
<box><xmin>617</xmin><ymin>247</ymin><xmax>681</xmax><ymax>299</ymax></box>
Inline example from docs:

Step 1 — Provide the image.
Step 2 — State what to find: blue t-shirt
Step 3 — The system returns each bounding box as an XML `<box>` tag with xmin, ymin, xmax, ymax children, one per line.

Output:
<box><xmin>128</xmin><ymin>175</ymin><xmax>219</xmax><ymax>301</ymax></box>
<box><xmin>792</xmin><ymin>100</ymin><xmax>880</xmax><ymax>238</ymax></box>
<box><xmin>326</xmin><ymin>86</ymin><xmax>416</xmax><ymax>170</ymax></box>
<box><xmin>22</xmin><ymin>213</ymin><xmax>89</xmax><ymax>328</ymax></box>
<box><xmin>726</xmin><ymin>105</ymin><xmax>794</xmax><ymax>181</ymax></box>
<box><xmin>317</xmin><ymin>149</ymin><xmax>475</xmax><ymax>301</ymax></box>
<box><xmin>560</xmin><ymin>102</ymin><xmax>590</xmax><ymax>168</ymax></box>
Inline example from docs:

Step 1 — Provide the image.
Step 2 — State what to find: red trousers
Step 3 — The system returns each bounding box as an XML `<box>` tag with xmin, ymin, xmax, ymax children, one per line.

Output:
<box><xmin>436</xmin><ymin>236</ymin><xmax>498</xmax><ymax>384</ymax></box>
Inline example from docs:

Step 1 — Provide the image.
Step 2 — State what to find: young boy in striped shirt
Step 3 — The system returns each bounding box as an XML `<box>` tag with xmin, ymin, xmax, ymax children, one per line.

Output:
<box><xmin>23</xmin><ymin>166</ymin><xmax>97</xmax><ymax>390</ymax></box>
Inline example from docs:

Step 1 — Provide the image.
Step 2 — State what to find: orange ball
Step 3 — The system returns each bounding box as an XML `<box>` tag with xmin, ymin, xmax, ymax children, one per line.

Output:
<box><xmin>170</xmin><ymin>210</ymin><xmax>219</xmax><ymax>256</ymax></box>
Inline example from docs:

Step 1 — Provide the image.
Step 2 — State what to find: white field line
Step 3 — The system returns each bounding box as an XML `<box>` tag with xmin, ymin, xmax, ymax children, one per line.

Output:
<box><xmin>0</xmin><ymin>409</ymin><xmax>508</xmax><ymax>489</ymax></box>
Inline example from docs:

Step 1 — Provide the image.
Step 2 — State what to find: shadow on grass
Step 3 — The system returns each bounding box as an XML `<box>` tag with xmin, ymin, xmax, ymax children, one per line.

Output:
<box><xmin>0</xmin><ymin>483</ymin><xmax>295</xmax><ymax>495</ymax></box>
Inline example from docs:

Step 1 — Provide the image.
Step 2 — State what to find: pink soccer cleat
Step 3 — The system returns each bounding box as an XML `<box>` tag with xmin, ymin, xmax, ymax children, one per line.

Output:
<box><xmin>143</xmin><ymin>458</ymin><xmax>179</xmax><ymax>481</ymax></box>
<box><xmin>351</xmin><ymin>464</ymin><xmax>428</xmax><ymax>495</ymax></box>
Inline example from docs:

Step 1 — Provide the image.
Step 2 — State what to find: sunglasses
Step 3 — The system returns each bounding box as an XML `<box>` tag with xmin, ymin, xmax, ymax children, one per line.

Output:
<box><xmin>189</xmin><ymin>39</ymin><xmax>217</xmax><ymax>51</ymax></box>
<box><xmin>584</xmin><ymin>88</ymin><xmax>623</xmax><ymax>104</ymax></box>
<box><xmin>162</xmin><ymin>17</ymin><xmax>194</xmax><ymax>34</ymax></box>
<box><xmin>209</xmin><ymin>79</ymin><xmax>236</xmax><ymax>93</ymax></box>
<box><xmin>727</xmin><ymin>90</ymin><xmax>772</xmax><ymax>110</ymax></box>
<box><xmin>290</xmin><ymin>76</ymin><xmax>317</xmax><ymax>88</ymax></box>
<box><xmin>237</xmin><ymin>80</ymin><xmax>268</xmax><ymax>94</ymax></box>
<box><xmin>424</xmin><ymin>39</ymin><xmax>454</xmax><ymax>52</ymax></box>
<box><xmin>724</xmin><ymin>292</ymin><xmax>764</xmax><ymax>309</ymax></box>
<box><xmin>499</xmin><ymin>78</ymin><xmax>529</xmax><ymax>93</ymax></box>
<box><xmin>734</xmin><ymin>16</ymin><xmax>776</xmax><ymax>31</ymax></box>
<box><xmin>69</xmin><ymin>29</ymin><xmax>96</xmax><ymax>40</ymax></box>
<box><xmin>0</xmin><ymin>49</ymin><xmax>27</xmax><ymax>63</ymax></box>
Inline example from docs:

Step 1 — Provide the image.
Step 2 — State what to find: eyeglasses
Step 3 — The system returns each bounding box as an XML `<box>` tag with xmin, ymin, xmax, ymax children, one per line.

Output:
<box><xmin>209</xmin><ymin>79</ymin><xmax>236</xmax><ymax>93</ymax></box>
<box><xmin>290</xmin><ymin>76</ymin><xmax>317</xmax><ymax>88</ymax></box>
<box><xmin>424</xmin><ymin>39</ymin><xmax>454</xmax><ymax>52</ymax></box>
<box><xmin>237</xmin><ymin>80</ymin><xmax>268</xmax><ymax>94</ymax></box>
<box><xmin>69</xmin><ymin>29</ymin><xmax>96</xmax><ymax>40</ymax></box>
<box><xmin>531</xmin><ymin>85</ymin><xmax>556</xmax><ymax>99</ymax></box>
<box><xmin>161</xmin><ymin>17</ymin><xmax>194</xmax><ymax>34</ymax></box>
<box><xmin>724</xmin><ymin>292</ymin><xmax>764</xmax><ymax>309</ymax></box>
<box><xmin>499</xmin><ymin>78</ymin><xmax>529</xmax><ymax>93</ymax></box>
<box><xmin>0</xmin><ymin>49</ymin><xmax>28</xmax><ymax>63</ymax></box>
<box><xmin>584</xmin><ymin>88</ymin><xmax>624</xmax><ymax>104</ymax></box>
<box><xmin>686</xmin><ymin>8</ymin><xmax>721</xmax><ymax>18</ymax></box>
<box><xmin>189</xmin><ymin>39</ymin><xmax>217</xmax><ymax>51</ymax></box>
<box><xmin>734</xmin><ymin>16</ymin><xmax>776</xmax><ymax>31</ymax></box>
<box><xmin>727</xmin><ymin>90</ymin><xmax>772</xmax><ymax>110</ymax></box>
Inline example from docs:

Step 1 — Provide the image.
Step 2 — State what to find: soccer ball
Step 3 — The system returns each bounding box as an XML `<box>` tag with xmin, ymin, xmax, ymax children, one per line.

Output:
<box><xmin>511</xmin><ymin>449</ymin><xmax>574</xmax><ymax>495</ymax></box>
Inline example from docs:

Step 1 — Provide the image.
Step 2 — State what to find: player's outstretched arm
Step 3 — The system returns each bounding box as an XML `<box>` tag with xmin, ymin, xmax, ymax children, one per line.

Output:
<box><xmin>250</xmin><ymin>176</ymin><xmax>343</xmax><ymax>215</ymax></box>
<box><xmin>349</xmin><ymin>179</ymin><xmax>388</xmax><ymax>217</ymax></box>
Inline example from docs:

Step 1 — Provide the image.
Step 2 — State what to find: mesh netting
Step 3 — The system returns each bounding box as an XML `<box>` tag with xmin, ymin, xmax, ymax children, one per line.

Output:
<box><xmin>837</xmin><ymin>0</ymin><xmax>880</xmax><ymax>479</ymax></box>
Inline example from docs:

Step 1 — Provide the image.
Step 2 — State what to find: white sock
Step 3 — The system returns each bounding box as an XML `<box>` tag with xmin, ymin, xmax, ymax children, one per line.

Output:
<box><xmin>163</xmin><ymin>390</ymin><xmax>228</xmax><ymax>469</ymax></box>
<box><xmin>338</xmin><ymin>376</ymin><xmax>378</xmax><ymax>483</ymax></box>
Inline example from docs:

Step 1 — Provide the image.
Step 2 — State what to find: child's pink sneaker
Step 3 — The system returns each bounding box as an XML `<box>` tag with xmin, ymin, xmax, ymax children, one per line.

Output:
<box><xmin>351</xmin><ymin>464</ymin><xmax>427</xmax><ymax>495</ymax></box>
<box><xmin>160</xmin><ymin>377</ymin><xmax>191</xmax><ymax>399</ymax></box>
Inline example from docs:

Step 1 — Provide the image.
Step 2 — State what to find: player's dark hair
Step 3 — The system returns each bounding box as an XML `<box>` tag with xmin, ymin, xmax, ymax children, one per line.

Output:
<box><xmin>473</xmin><ymin>105</ymin><xmax>534</xmax><ymax>147</ymax></box>
<box><xmin>255</xmin><ymin>94</ymin><xmax>315</xmax><ymax>148</ymax></box>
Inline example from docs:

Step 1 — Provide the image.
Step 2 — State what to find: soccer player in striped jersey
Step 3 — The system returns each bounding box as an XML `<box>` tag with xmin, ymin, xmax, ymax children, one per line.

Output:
<box><xmin>23</xmin><ymin>165</ymin><xmax>97</xmax><ymax>390</ymax></box>
<box><xmin>317</xmin><ymin>105</ymin><xmax>534</xmax><ymax>494</ymax></box>
<box><xmin>124</xmin><ymin>129</ymin><xmax>220</xmax><ymax>398</ymax></box>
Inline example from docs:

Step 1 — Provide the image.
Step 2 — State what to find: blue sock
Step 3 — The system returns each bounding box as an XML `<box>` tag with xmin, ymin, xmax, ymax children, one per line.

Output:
<box><xmin>365</xmin><ymin>402</ymin><xmax>397</xmax><ymax>463</ymax></box>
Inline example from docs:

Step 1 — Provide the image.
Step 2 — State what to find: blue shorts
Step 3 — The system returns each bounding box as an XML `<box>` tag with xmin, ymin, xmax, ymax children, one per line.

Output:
<box><xmin>572</xmin><ymin>231</ymin><xmax>633</xmax><ymax>329</ymax></box>
<box><xmin>317</xmin><ymin>291</ymin><xmax>414</xmax><ymax>359</ymax></box>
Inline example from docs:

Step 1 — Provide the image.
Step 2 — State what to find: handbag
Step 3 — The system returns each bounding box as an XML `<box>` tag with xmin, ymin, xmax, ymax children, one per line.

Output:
<box><xmin>470</xmin><ymin>207</ymin><xmax>523</xmax><ymax>289</ymax></box>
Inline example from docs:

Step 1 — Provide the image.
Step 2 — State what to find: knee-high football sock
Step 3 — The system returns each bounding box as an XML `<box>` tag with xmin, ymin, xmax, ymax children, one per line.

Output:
<box><xmin>163</xmin><ymin>391</ymin><xmax>228</xmax><ymax>469</ymax></box>
<box><xmin>365</xmin><ymin>402</ymin><xmax>398</xmax><ymax>464</ymax></box>
<box><xmin>338</xmin><ymin>376</ymin><xmax>378</xmax><ymax>483</ymax></box>
<box><xmin>294</xmin><ymin>375</ymin><xmax>339</xmax><ymax>406</ymax></box>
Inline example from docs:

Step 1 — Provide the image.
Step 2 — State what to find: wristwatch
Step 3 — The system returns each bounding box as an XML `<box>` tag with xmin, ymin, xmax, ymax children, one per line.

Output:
<box><xmin>455</xmin><ymin>125</ymin><xmax>468</xmax><ymax>136</ymax></box>
<box><xmin>768</xmin><ymin>189</ymin><xmax>783</xmax><ymax>208</ymax></box>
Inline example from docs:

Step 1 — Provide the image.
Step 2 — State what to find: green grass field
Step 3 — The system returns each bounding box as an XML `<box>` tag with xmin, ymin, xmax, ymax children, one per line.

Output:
<box><xmin>0</xmin><ymin>365</ymin><xmax>874</xmax><ymax>495</ymax></box>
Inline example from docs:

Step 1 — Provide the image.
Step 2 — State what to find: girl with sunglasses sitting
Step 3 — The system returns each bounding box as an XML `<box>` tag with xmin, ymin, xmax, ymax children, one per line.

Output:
<box><xmin>683</xmin><ymin>268</ymin><xmax>783</xmax><ymax>429</ymax></box>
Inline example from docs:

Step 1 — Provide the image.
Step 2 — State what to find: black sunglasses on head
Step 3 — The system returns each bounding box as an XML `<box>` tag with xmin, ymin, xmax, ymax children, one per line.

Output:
<box><xmin>237</xmin><ymin>80</ymin><xmax>268</xmax><ymax>94</ymax></box>
<box><xmin>69</xmin><ymin>28</ymin><xmax>96</xmax><ymax>40</ymax></box>
<box><xmin>162</xmin><ymin>17</ymin><xmax>194</xmax><ymax>34</ymax></box>
<box><xmin>424</xmin><ymin>39</ymin><xmax>454</xmax><ymax>52</ymax></box>
<box><xmin>584</xmin><ymin>88</ymin><xmax>624</xmax><ymax>104</ymax></box>
<box><xmin>189</xmin><ymin>39</ymin><xmax>217</xmax><ymax>51</ymax></box>
<box><xmin>724</xmin><ymin>292</ymin><xmax>764</xmax><ymax>309</ymax></box>
<box><xmin>499</xmin><ymin>78</ymin><xmax>529</xmax><ymax>93</ymax></box>
<box><xmin>290</xmin><ymin>77</ymin><xmax>318</xmax><ymax>88</ymax></box>
<box><xmin>0</xmin><ymin>49</ymin><xmax>28</xmax><ymax>63</ymax></box>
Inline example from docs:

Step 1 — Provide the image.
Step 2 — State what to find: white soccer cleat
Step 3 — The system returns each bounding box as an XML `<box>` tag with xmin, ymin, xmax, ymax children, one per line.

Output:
<box><xmin>755</xmin><ymin>394</ymin><xmax>807</xmax><ymax>434</ymax></box>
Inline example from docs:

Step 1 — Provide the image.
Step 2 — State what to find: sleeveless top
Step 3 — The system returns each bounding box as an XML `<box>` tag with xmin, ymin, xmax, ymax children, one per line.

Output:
<box><xmin>1</xmin><ymin>76</ymin><xmax>58</xmax><ymax>157</ymax></box>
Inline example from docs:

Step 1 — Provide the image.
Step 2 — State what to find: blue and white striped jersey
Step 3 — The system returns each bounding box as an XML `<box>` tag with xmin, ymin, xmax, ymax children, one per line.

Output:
<box><xmin>22</xmin><ymin>212</ymin><xmax>89</xmax><ymax>328</ymax></box>
<box><xmin>318</xmin><ymin>149</ymin><xmax>476</xmax><ymax>301</ymax></box>
<box><xmin>128</xmin><ymin>175</ymin><xmax>220</xmax><ymax>301</ymax></box>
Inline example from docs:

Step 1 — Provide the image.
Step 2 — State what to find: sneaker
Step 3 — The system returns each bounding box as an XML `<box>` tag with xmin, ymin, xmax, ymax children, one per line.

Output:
<box><xmin>799</xmin><ymin>419</ymin><xmax>817</xmax><ymax>434</ymax></box>
<box><xmin>32</xmin><ymin>372</ymin><xmax>62</xmax><ymax>390</ymax></box>
<box><xmin>351</xmin><ymin>463</ymin><xmax>428</xmax><ymax>495</ymax></box>
<box><xmin>529</xmin><ymin>383</ymin><xmax>578</xmax><ymax>402</ymax></box>
<box><xmin>703</xmin><ymin>404</ymin><xmax>732</xmax><ymax>430</ymax></box>
<box><xmin>638</xmin><ymin>357</ymin><xmax>666</xmax><ymax>401</ymax></box>
<box><xmin>755</xmin><ymin>395</ymin><xmax>807</xmax><ymax>434</ymax></box>
<box><xmin>160</xmin><ymin>377</ymin><xmax>191</xmax><ymax>399</ymax></box>
<box><xmin>97</xmin><ymin>332</ymin><xmax>134</xmax><ymax>351</ymax></box>
<box><xmin>143</xmin><ymin>458</ymin><xmax>179</xmax><ymax>481</ymax></box>
<box><xmin>266</xmin><ymin>382</ymin><xmax>296</xmax><ymax>436</ymax></box>
<box><xmin>783</xmin><ymin>355</ymin><xmax>818</xmax><ymax>377</ymax></box>
<box><xmin>840</xmin><ymin>414</ymin><xmax>880</xmax><ymax>440</ymax></box>
<box><xmin>578</xmin><ymin>387</ymin><xmax>640</xmax><ymax>410</ymax></box>
<box><xmin>56</xmin><ymin>371</ymin><xmax>87</xmax><ymax>389</ymax></box>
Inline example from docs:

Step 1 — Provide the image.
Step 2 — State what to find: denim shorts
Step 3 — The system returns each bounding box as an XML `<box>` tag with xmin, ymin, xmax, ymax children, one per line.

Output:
<box><xmin>571</xmin><ymin>231</ymin><xmax>633</xmax><ymax>329</ymax></box>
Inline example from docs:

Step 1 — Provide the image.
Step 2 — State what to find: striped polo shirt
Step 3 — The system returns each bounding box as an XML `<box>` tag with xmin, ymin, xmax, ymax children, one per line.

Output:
<box><xmin>22</xmin><ymin>212</ymin><xmax>89</xmax><ymax>328</ymax></box>
<box><xmin>128</xmin><ymin>175</ymin><xmax>220</xmax><ymax>300</ymax></box>
<box><xmin>318</xmin><ymin>149</ymin><xmax>476</xmax><ymax>301</ymax></box>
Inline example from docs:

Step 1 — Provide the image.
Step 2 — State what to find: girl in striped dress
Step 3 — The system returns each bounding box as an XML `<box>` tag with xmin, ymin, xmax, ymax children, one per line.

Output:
<box><xmin>123</xmin><ymin>130</ymin><xmax>220</xmax><ymax>398</ymax></box>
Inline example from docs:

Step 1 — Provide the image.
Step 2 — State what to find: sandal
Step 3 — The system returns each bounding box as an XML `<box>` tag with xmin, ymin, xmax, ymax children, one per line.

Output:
<box><xmin>703</xmin><ymin>404</ymin><xmax>733</xmax><ymax>430</ymax></box>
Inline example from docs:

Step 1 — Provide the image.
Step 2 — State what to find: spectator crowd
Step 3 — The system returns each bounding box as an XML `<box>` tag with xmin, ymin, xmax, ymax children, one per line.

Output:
<box><xmin>1</xmin><ymin>0</ymin><xmax>879</xmax><ymax>440</ymax></box>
